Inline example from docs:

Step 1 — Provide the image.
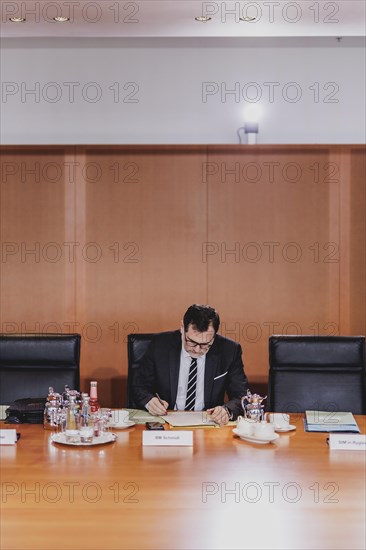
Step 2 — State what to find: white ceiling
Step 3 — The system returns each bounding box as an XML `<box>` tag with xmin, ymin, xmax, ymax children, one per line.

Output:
<box><xmin>1</xmin><ymin>0</ymin><xmax>365</xmax><ymax>39</ymax></box>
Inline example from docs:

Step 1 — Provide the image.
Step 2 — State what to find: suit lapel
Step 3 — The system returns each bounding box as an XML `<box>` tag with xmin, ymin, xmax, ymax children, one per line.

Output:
<box><xmin>204</xmin><ymin>346</ymin><xmax>220</xmax><ymax>406</ymax></box>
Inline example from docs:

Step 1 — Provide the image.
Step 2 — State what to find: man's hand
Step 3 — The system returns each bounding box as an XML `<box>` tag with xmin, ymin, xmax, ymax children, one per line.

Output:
<box><xmin>146</xmin><ymin>397</ymin><xmax>169</xmax><ymax>416</ymax></box>
<box><xmin>206</xmin><ymin>406</ymin><xmax>230</xmax><ymax>426</ymax></box>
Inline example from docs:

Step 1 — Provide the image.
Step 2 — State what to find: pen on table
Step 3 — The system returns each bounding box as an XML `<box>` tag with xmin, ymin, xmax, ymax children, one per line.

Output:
<box><xmin>155</xmin><ymin>393</ymin><xmax>167</xmax><ymax>414</ymax></box>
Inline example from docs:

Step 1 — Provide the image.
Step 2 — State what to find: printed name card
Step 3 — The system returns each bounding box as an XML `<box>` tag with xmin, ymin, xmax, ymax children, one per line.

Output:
<box><xmin>0</xmin><ymin>429</ymin><xmax>17</xmax><ymax>445</ymax></box>
<box><xmin>142</xmin><ymin>430</ymin><xmax>193</xmax><ymax>446</ymax></box>
<box><xmin>328</xmin><ymin>433</ymin><xmax>366</xmax><ymax>451</ymax></box>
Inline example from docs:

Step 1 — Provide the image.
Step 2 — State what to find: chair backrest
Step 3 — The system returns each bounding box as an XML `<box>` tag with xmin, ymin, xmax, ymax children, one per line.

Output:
<box><xmin>267</xmin><ymin>335</ymin><xmax>366</xmax><ymax>414</ymax></box>
<box><xmin>127</xmin><ymin>333</ymin><xmax>154</xmax><ymax>408</ymax></box>
<box><xmin>0</xmin><ymin>334</ymin><xmax>81</xmax><ymax>405</ymax></box>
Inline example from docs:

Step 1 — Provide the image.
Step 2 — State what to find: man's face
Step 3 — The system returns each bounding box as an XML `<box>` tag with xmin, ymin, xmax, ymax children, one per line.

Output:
<box><xmin>181</xmin><ymin>321</ymin><xmax>216</xmax><ymax>358</ymax></box>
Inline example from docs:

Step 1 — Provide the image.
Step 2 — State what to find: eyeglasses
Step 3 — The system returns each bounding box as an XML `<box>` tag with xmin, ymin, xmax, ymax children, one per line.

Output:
<box><xmin>184</xmin><ymin>334</ymin><xmax>215</xmax><ymax>351</ymax></box>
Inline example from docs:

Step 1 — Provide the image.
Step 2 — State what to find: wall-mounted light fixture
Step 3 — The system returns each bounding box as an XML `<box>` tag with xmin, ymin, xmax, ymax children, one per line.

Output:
<box><xmin>243</xmin><ymin>122</ymin><xmax>259</xmax><ymax>144</ymax></box>
<box><xmin>237</xmin><ymin>104</ymin><xmax>263</xmax><ymax>145</ymax></box>
<box><xmin>194</xmin><ymin>16</ymin><xmax>212</xmax><ymax>22</ymax></box>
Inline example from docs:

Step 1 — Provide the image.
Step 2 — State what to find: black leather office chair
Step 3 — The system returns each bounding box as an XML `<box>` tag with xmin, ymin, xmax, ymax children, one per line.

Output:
<box><xmin>127</xmin><ymin>333</ymin><xmax>154</xmax><ymax>408</ymax></box>
<box><xmin>267</xmin><ymin>335</ymin><xmax>366</xmax><ymax>414</ymax></box>
<box><xmin>0</xmin><ymin>334</ymin><xmax>81</xmax><ymax>405</ymax></box>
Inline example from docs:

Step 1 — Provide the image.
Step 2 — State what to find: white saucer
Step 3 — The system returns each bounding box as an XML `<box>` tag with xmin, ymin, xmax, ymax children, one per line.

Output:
<box><xmin>232</xmin><ymin>428</ymin><xmax>279</xmax><ymax>444</ymax></box>
<box><xmin>109</xmin><ymin>420</ymin><xmax>135</xmax><ymax>429</ymax></box>
<box><xmin>274</xmin><ymin>424</ymin><xmax>296</xmax><ymax>433</ymax></box>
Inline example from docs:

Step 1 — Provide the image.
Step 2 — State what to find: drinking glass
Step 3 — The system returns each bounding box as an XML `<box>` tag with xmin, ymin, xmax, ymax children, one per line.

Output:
<box><xmin>100</xmin><ymin>408</ymin><xmax>112</xmax><ymax>433</ymax></box>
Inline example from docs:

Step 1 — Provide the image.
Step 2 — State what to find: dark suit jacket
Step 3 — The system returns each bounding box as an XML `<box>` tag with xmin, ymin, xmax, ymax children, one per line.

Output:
<box><xmin>132</xmin><ymin>330</ymin><xmax>248</xmax><ymax>419</ymax></box>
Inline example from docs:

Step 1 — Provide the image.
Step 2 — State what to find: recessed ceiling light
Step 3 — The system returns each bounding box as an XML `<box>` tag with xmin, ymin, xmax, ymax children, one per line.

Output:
<box><xmin>53</xmin><ymin>16</ymin><xmax>70</xmax><ymax>22</ymax></box>
<box><xmin>195</xmin><ymin>16</ymin><xmax>212</xmax><ymax>22</ymax></box>
<box><xmin>239</xmin><ymin>16</ymin><xmax>257</xmax><ymax>22</ymax></box>
<box><xmin>9</xmin><ymin>17</ymin><xmax>26</xmax><ymax>22</ymax></box>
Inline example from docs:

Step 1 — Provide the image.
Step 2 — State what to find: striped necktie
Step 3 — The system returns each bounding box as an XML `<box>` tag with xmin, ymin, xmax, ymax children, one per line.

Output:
<box><xmin>185</xmin><ymin>358</ymin><xmax>198</xmax><ymax>411</ymax></box>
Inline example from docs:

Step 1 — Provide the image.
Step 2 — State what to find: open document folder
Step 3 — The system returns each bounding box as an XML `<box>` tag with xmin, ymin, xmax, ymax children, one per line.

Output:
<box><xmin>161</xmin><ymin>411</ymin><xmax>218</xmax><ymax>428</ymax></box>
<box><xmin>305</xmin><ymin>411</ymin><xmax>360</xmax><ymax>433</ymax></box>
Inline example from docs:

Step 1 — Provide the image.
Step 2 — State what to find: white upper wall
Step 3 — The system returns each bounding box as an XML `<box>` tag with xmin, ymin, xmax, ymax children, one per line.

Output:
<box><xmin>1</xmin><ymin>38</ymin><xmax>365</xmax><ymax>144</ymax></box>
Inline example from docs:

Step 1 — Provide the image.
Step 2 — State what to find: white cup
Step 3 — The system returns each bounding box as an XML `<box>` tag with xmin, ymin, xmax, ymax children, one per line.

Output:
<box><xmin>236</xmin><ymin>416</ymin><xmax>255</xmax><ymax>436</ymax></box>
<box><xmin>111</xmin><ymin>409</ymin><xmax>129</xmax><ymax>425</ymax></box>
<box><xmin>253</xmin><ymin>421</ymin><xmax>276</xmax><ymax>439</ymax></box>
<box><xmin>0</xmin><ymin>405</ymin><xmax>8</xmax><ymax>421</ymax></box>
<box><xmin>269</xmin><ymin>413</ymin><xmax>290</xmax><ymax>430</ymax></box>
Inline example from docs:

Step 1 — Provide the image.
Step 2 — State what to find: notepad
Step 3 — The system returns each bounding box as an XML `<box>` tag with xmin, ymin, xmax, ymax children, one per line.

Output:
<box><xmin>161</xmin><ymin>411</ymin><xmax>218</xmax><ymax>428</ymax></box>
<box><xmin>305</xmin><ymin>411</ymin><xmax>360</xmax><ymax>433</ymax></box>
<box><xmin>126</xmin><ymin>409</ymin><xmax>165</xmax><ymax>425</ymax></box>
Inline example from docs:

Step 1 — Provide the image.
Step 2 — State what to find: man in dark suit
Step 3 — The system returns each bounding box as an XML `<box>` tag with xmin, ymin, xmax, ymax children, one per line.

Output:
<box><xmin>133</xmin><ymin>304</ymin><xmax>248</xmax><ymax>425</ymax></box>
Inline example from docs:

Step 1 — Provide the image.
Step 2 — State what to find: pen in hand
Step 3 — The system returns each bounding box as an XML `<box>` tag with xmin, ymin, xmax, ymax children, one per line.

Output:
<box><xmin>155</xmin><ymin>393</ymin><xmax>168</xmax><ymax>414</ymax></box>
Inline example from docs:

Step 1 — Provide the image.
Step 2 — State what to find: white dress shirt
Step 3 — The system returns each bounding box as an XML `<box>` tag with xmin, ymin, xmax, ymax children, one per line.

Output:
<box><xmin>175</xmin><ymin>346</ymin><xmax>206</xmax><ymax>411</ymax></box>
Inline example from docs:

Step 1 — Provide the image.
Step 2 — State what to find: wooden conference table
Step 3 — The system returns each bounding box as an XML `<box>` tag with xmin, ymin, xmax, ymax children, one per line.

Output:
<box><xmin>1</xmin><ymin>415</ymin><xmax>365</xmax><ymax>550</ymax></box>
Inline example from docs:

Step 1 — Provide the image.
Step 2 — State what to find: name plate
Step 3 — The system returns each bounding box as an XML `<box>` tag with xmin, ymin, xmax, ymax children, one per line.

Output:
<box><xmin>0</xmin><ymin>429</ymin><xmax>17</xmax><ymax>445</ymax></box>
<box><xmin>142</xmin><ymin>430</ymin><xmax>193</xmax><ymax>446</ymax></box>
<box><xmin>329</xmin><ymin>433</ymin><xmax>366</xmax><ymax>451</ymax></box>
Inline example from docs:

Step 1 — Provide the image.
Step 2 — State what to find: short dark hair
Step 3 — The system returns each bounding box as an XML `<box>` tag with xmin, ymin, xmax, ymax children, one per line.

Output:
<box><xmin>183</xmin><ymin>304</ymin><xmax>220</xmax><ymax>333</ymax></box>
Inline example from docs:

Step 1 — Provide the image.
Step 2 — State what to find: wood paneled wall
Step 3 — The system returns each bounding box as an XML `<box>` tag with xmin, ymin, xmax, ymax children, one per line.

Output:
<box><xmin>1</xmin><ymin>145</ymin><xmax>365</xmax><ymax>406</ymax></box>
